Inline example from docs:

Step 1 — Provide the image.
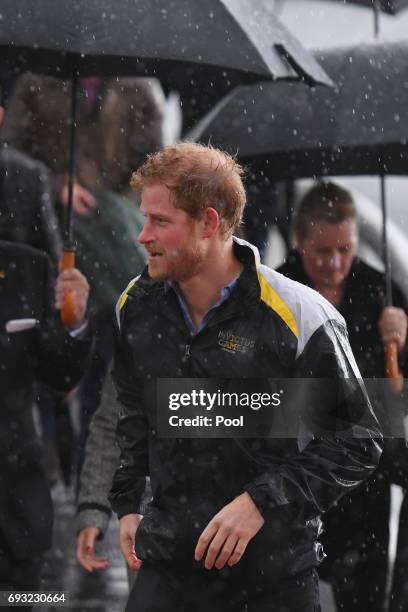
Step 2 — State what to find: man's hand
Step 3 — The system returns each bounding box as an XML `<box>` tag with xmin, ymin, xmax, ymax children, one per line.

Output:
<box><xmin>119</xmin><ymin>513</ymin><xmax>143</xmax><ymax>572</ymax></box>
<box><xmin>55</xmin><ymin>267</ymin><xmax>89</xmax><ymax>329</ymax></box>
<box><xmin>60</xmin><ymin>181</ymin><xmax>96</xmax><ymax>216</ymax></box>
<box><xmin>76</xmin><ymin>527</ymin><xmax>109</xmax><ymax>573</ymax></box>
<box><xmin>378</xmin><ymin>306</ymin><xmax>407</xmax><ymax>352</ymax></box>
<box><xmin>194</xmin><ymin>492</ymin><xmax>264</xmax><ymax>570</ymax></box>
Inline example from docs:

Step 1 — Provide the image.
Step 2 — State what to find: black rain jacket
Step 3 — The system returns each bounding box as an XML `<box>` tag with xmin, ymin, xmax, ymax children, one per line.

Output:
<box><xmin>109</xmin><ymin>239</ymin><xmax>382</xmax><ymax>583</ymax></box>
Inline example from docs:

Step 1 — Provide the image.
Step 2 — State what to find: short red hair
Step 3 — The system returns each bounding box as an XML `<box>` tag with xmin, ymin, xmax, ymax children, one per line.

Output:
<box><xmin>131</xmin><ymin>142</ymin><xmax>246</xmax><ymax>235</ymax></box>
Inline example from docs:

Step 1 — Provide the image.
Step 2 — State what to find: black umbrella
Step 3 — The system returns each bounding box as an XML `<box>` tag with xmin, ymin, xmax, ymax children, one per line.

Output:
<box><xmin>0</xmin><ymin>0</ymin><xmax>332</xmax><ymax>325</ymax></box>
<box><xmin>0</xmin><ymin>0</ymin><xmax>332</xmax><ymax>84</ymax></box>
<box><xmin>190</xmin><ymin>42</ymin><xmax>408</xmax><ymax>183</ymax></box>
<box><xmin>191</xmin><ymin>40</ymin><xmax>408</xmax><ymax>388</ymax></box>
<box><xmin>190</xmin><ymin>42</ymin><xmax>408</xmax><ymax>178</ymax></box>
<box><xmin>0</xmin><ymin>0</ymin><xmax>333</xmax><ymax>132</ymax></box>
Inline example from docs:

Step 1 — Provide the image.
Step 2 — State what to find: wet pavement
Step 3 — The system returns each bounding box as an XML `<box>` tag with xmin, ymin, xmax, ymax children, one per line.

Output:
<box><xmin>38</xmin><ymin>485</ymin><xmax>128</xmax><ymax>612</ymax></box>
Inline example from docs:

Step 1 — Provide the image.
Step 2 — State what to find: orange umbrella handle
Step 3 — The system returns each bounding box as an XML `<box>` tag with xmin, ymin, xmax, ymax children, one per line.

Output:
<box><xmin>385</xmin><ymin>341</ymin><xmax>404</xmax><ymax>394</ymax></box>
<box><xmin>60</xmin><ymin>249</ymin><xmax>77</xmax><ymax>328</ymax></box>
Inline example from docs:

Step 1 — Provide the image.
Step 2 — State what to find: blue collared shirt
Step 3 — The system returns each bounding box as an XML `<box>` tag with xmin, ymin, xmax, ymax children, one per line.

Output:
<box><xmin>170</xmin><ymin>278</ymin><xmax>238</xmax><ymax>336</ymax></box>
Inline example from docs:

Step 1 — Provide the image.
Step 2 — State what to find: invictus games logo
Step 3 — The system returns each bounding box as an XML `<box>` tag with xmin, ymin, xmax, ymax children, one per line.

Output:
<box><xmin>218</xmin><ymin>330</ymin><xmax>255</xmax><ymax>354</ymax></box>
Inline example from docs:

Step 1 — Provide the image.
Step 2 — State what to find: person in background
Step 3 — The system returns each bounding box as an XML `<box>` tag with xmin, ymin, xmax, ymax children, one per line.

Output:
<box><xmin>278</xmin><ymin>181</ymin><xmax>408</xmax><ymax>612</ymax></box>
<box><xmin>1</xmin><ymin>74</ymin><xmax>164</xmax><ymax>215</ymax></box>
<box><xmin>75</xmin><ymin>203</ymin><xmax>147</xmax><ymax>577</ymax></box>
<box><xmin>75</xmin><ymin>375</ymin><xmax>151</xmax><ymax>591</ymax></box>
<box><xmin>1</xmin><ymin>75</ymin><xmax>165</xmax><ymax>483</ymax></box>
<box><xmin>75</xmin><ymin>378</ymin><xmax>122</xmax><ymax>574</ymax></box>
<box><xmin>0</xmin><ymin>98</ymin><xmax>69</xmax><ymax>490</ymax></box>
<box><xmin>0</xmin><ymin>104</ymin><xmax>61</xmax><ymax>263</ymax></box>
<box><xmin>0</xmin><ymin>239</ymin><xmax>90</xmax><ymax>605</ymax></box>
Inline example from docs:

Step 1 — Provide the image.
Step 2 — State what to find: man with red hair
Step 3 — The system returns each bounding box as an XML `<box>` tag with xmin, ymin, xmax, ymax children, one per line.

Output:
<box><xmin>109</xmin><ymin>143</ymin><xmax>382</xmax><ymax>612</ymax></box>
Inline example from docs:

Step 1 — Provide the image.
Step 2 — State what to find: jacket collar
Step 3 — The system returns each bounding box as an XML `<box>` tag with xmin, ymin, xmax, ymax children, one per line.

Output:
<box><xmin>280</xmin><ymin>249</ymin><xmax>364</xmax><ymax>315</ymax></box>
<box><xmin>127</xmin><ymin>238</ymin><xmax>262</xmax><ymax>325</ymax></box>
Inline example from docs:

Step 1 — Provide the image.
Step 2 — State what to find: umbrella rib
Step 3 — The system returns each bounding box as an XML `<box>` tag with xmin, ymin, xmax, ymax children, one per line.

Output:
<box><xmin>274</xmin><ymin>44</ymin><xmax>318</xmax><ymax>86</ymax></box>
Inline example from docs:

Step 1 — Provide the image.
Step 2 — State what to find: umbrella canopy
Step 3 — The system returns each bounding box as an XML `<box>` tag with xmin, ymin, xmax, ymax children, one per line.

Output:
<box><xmin>190</xmin><ymin>39</ymin><xmax>407</xmax><ymax>388</ymax></box>
<box><xmin>189</xmin><ymin>40</ymin><xmax>408</xmax><ymax>180</ymax></box>
<box><xmin>0</xmin><ymin>0</ymin><xmax>331</xmax><ymax>87</ymax></box>
<box><xmin>0</xmin><ymin>0</ymin><xmax>332</xmax><ymax>326</ymax></box>
<box><xmin>0</xmin><ymin>0</ymin><xmax>333</xmax><ymax>238</ymax></box>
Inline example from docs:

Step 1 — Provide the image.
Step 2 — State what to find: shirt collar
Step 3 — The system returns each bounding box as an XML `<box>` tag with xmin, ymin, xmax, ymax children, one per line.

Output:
<box><xmin>168</xmin><ymin>276</ymin><xmax>238</xmax><ymax>336</ymax></box>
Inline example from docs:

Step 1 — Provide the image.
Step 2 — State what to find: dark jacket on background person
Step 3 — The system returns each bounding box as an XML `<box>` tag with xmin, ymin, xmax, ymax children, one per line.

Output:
<box><xmin>0</xmin><ymin>146</ymin><xmax>61</xmax><ymax>262</ymax></box>
<box><xmin>109</xmin><ymin>239</ymin><xmax>382</xmax><ymax>584</ymax></box>
<box><xmin>278</xmin><ymin>250</ymin><xmax>408</xmax><ymax>611</ymax></box>
<box><xmin>0</xmin><ymin>74</ymin><xmax>164</xmax><ymax>200</ymax></box>
<box><xmin>278</xmin><ymin>251</ymin><xmax>408</xmax><ymax>379</ymax></box>
<box><xmin>0</xmin><ymin>241</ymin><xmax>90</xmax><ymax>560</ymax></box>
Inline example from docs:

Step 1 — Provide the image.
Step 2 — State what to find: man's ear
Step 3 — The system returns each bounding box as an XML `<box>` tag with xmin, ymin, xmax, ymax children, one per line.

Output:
<box><xmin>202</xmin><ymin>207</ymin><xmax>220</xmax><ymax>238</ymax></box>
<box><xmin>0</xmin><ymin>107</ymin><xmax>4</xmax><ymax>128</ymax></box>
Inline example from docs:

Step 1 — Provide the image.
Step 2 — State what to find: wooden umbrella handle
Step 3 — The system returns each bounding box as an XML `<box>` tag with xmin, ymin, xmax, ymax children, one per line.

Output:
<box><xmin>60</xmin><ymin>249</ymin><xmax>77</xmax><ymax>328</ymax></box>
<box><xmin>385</xmin><ymin>341</ymin><xmax>404</xmax><ymax>394</ymax></box>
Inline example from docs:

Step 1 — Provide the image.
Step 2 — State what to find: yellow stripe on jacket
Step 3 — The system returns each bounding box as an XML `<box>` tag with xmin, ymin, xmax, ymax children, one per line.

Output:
<box><xmin>257</xmin><ymin>272</ymin><xmax>299</xmax><ymax>339</ymax></box>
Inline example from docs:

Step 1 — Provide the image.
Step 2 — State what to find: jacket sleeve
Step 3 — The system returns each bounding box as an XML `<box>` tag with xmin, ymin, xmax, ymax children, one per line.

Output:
<box><xmin>245</xmin><ymin>318</ymin><xmax>383</xmax><ymax>523</ymax></box>
<box><xmin>34</xmin><ymin>253</ymin><xmax>91</xmax><ymax>390</ymax></box>
<box><xmin>108</xmin><ymin>305</ymin><xmax>149</xmax><ymax>519</ymax></box>
<box><xmin>77</xmin><ymin>374</ymin><xmax>119</xmax><ymax>537</ymax></box>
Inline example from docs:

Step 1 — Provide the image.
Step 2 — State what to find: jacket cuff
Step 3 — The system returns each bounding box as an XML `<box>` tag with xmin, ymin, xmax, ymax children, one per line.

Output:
<box><xmin>245</xmin><ymin>483</ymin><xmax>269</xmax><ymax>513</ymax></box>
<box><xmin>68</xmin><ymin>320</ymin><xmax>89</xmax><ymax>338</ymax></box>
<box><xmin>112</xmin><ymin>502</ymin><xmax>141</xmax><ymax>520</ymax></box>
<box><xmin>76</xmin><ymin>506</ymin><xmax>111</xmax><ymax>539</ymax></box>
<box><xmin>245</xmin><ymin>472</ymin><xmax>291</xmax><ymax>514</ymax></box>
<box><xmin>112</xmin><ymin>495</ymin><xmax>150</xmax><ymax>519</ymax></box>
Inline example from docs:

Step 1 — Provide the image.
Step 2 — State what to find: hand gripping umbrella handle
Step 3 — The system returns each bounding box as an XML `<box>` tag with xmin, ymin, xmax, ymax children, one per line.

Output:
<box><xmin>60</xmin><ymin>249</ymin><xmax>77</xmax><ymax>328</ymax></box>
<box><xmin>385</xmin><ymin>341</ymin><xmax>404</xmax><ymax>394</ymax></box>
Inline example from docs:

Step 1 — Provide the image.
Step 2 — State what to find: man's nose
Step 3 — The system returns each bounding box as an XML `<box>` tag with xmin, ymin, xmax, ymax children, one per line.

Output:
<box><xmin>329</xmin><ymin>251</ymin><xmax>341</xmax><ymax>269</ymax></box>
<box><xmin>138</xmin><ymin>221</ymin><xmax>153</xmax><ymax>244</ymax></box>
